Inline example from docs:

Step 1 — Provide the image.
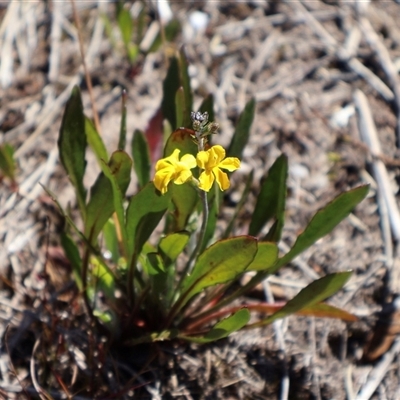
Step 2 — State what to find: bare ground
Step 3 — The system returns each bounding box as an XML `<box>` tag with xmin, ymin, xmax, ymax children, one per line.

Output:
<box><xmin>1</xmin><ymin>1</ymin><xmax>400</xmax><ymax>399</ymax></box>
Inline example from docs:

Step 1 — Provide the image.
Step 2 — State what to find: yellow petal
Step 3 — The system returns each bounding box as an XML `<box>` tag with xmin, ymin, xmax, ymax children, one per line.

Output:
<box><xmin>154</xmin><ymin>170</ymin><xmax>173</xmax><ymax>194</ymax></box>
<box><xmin>198</xmin><ymin>170</ymin><xmax>214</xmax><ymax>192</ymax></box>
<box><xmin>210</xmin><ymin>145</ymin><xmax>226</xmax><ymax>165</ymax></box>
<box><xmin>196</xmin><ymin>150</ymin><xmax>209</xmax><ymax>169</ymax></box>
<box><xmin>174</xmin><ymin>169</ymin><xmax>193</xmax><ymax>185</ymax></box>
<box><xmin>218</xmin><ymin>157</ymin><xmax>240</xmax><ymax>172</ymax></box>
<box><xmin>213</xmin><ymin>168</ymin><xmax>230</xmax><ymax>191</ymax></box>
<box><xmin>180</xmin><ymin>153</ymin><xmax>197</xmax><ymax>169</ymax></box>
<box><xmin>155</xmin><ymin>149</ymin><xmax>180</xmax><ymax>171</ymax></box>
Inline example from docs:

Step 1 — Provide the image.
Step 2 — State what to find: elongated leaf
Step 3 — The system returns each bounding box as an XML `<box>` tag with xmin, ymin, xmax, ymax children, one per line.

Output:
<box><xmin>90</xmin><ymin>255</ymin><xmax>116</xmax><ymax>301</ymax></box>
<box><xmin>179</xmin><ymin>236</ymin><xmax>258</xmax><ymax>308</ymax></box>
<box><xmin>162</xmin><ymin>57</ymin><xmax>180</xmax><ymax>130</ymax></box>
<box><xmin>85</xmin><ymin>151</ymin><xmax>132</xmax><ymax>242</ymax></box>
<box><xmin>147</xmin><ymin>250</ymin><xmax>176</xmax><ymax>308</ymax></box>
<box><xmin>164</xmin><ymin>127</ymin><xmax>198</xmax><ymax>158</ymax></box>
<box><xmin>246</xmin><ymin>242</ymin><xmax>279</xmax><ymax>272</ymax></box>
<box><xmin>132</xmin><ymin>129</ymin><xmax>151</xmax><ymax>188</ymax></box>
<box><xmin>100</xmin><ymin>154</ymin><xmax>132</xmax><ymax>256</ymax></box>
<box><xmin>103</xmin><ymin>219</ymin><xmax>120</xmax><ymax>263</ymax></box>
<box><xmin>227</xmin><ymin>98</ymin><xmax>255</xmax><ymax>159</ymax></box>
<box><xmin>125</xmin><ymin>182</ymin><xmax>171</xmax><ymax>258</ymax></box>
<box><xmin>60</xmin><ymin>232</ymin><xmax>83</xmax><ymax>290</ymax></box>
<box><xmin>85</xmin><ymin>117</ymin><xmax>108</xmax><ymax>164</ymax></box>
<box><xmin>247</xmin><ymin>302</ymin><xmax>357</xmax><ymax>322</ymax></box>
<box><xmin>248</xmin><ymin>154</ymin><xmax>288</xmax><ymax>239</ymax></box>
<box><xmin>118</xmin><ymin>90</ymin><xmax>127</xmax><ymax>150</ymax></box>
<box><xmin>171</xmin><ymin>183</ymin><xmax>198</xmax><ymax>231</ymax></box>
<box><xmin>0</xmin><ymin>143</ymin><xmax>16</xmax><ymax>180</ymax></box>
<box><xmin>274</xmin><ymin>185</ymin><xmax>369</xmax><ymax>272</ymax></box>
<box><xmin>58</xmin><ymin>86</ymin><xmax>87</xmax><ymax>216</ymax></box>
<box><xmin>180</xmin><ymin>308</ymin><xmax>250</xmax><ymax>343</ymax></box>
<box><xmin>117</xmin><ymin>8</ymin><xmax>132</xmax><ymax>47</ymax></box>
<box><xmin>159</xmin><ymin>232</ymin><xmax>190</xmax><ymax>261</ymax></box>
<box><xmin>257</xmin><ymin>271</ymin><xmax>352</xmax><ymax>326</ymax></box>
<box><xmin>175</xmin><ymin>87</ymin><xmax>185</xmax><ymax>129</ymax></box>
<box><xmin>179</xmin><ymin>48</ymin><xmax>193</xmax><ymax>128</ymax></box>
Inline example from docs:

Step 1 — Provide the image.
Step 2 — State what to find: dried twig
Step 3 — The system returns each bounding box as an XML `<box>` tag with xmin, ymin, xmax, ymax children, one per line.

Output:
<box><xmin>354</xmin><ymin>89</ymin><xmax>400</xmax><ymax>294</ymax></box>
<box><xmin>356</xmin><ymin>338</ymin><xmax>400</xmax><ymax>400</ymax></box>
<box><xmin>359</xmin><ymin>17</ymin><xmax>400</xmax><ymax>144</ymax></box>
<box><xmin>71</xmin><ymin>0</ymin><xmax>101</xmax><ymax>135</ymax></box>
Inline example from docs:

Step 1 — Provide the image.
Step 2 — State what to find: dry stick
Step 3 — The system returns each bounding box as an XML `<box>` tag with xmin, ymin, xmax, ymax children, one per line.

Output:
<box><xmin>354</xmin><ymin>89</ymin><xmax>400</xmax><ymax>293</ymax></box>
<box><xmin>359</xmin><ymin>17</ymin><xmax>400</xmax><ymax>144</ymax></box>
<box><xmin>356</xmin><ymin>338</ymin><xmax>400</xmax><ymax>400</ymax></box>
<box><xmin>237</xmin><ymin>29</ymin><xmax>280</xmax><ymax>110</ymax></box>
<box><xmin>48</xmin><ymin>1</ymin><xmax>62</xmax><ymax>82</ymax></box>
<box><xmin>287</xmin><ymin>0</ymin><xmax>394</xmax><ymax>104</ymax></box>
<box><xmin>30</xmin><ymin>338</ymin><xmax>53</xmax><ymax>400</ymax></box>
<box><xmin>71</xmin><ymin>0</ymin><xmax>101</xmax><ymax>136</ymax></box>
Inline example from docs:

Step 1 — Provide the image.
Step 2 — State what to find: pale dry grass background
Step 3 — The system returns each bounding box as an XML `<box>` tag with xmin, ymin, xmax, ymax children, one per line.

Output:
<box><xmin>1</xmin><ymin>1</ymin><xmax>400</xmax><ymax>399</ymax></box>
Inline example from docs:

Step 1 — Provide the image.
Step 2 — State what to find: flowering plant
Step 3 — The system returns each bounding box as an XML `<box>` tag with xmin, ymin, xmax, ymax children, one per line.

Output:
<box><xmin>52</xmin><ymin>53</ymin><xmax>368</xmax><ymax>345</ymax></box>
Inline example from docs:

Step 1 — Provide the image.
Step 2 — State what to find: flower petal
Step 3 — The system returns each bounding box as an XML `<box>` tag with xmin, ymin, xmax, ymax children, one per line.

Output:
<box><xmin>198</xmin><ymin>170</ymin><xmax>214</xmax><ymax>192</ymax></box>
<box><xmin>180</xmin><ymin>153</ymin><xmax>197</xmax><ymax>169</ymax></box>
<box><xmin>210</xmin><ymin>145</ymin><xmax>226</xmax><ymax>165</ymax></box>
<box><xmin>155</xmin><ymin>149</ymin><xmax>180</xmax><ymax>171</ymax></box>
<box><xmin>196</xmin><ymin>150</ymin><xmax>209</xmax><ymax>169</ymax></box>
<box><xmin>174</xmin><ymin>169</ymin><xmax>193</xmax><ymax>185</ymax></box>
<box><xmin>213</xmin><ymin>168</ymin><xmax>230</xmax><ymax>191</ymax></box>
<box><xmin>154</xmin><ymin>170</ymin><xmax>174</xmax><ymax>194</ymax></box>
<box><xmin>218</xmin><ymin>157</ymin><xmax>240</xmax><ymax>172</ymax></box>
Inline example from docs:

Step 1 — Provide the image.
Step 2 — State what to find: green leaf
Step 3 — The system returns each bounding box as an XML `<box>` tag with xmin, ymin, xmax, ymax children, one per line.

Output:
<box><xmin>164</xmin><ymin>126</ymin><xmax>198</xmax><ymax>158</ymax></box>
<box><xmin>60</xmin><ymin>232</ymin><xmax>83</xmax><ymax>290</ymax></box>
<box><xmin>227</xmin><ymin>98</ymin><xmax>255</xmax><ymax>159</ymax></box>
<box><xmin>159</xmin><ymin>232</ymin><xmax>190</xmax><ymax>261</ymax></box>
<box><xmin>58</xmin><ymin>86</ymin><xmax>87</xmax><ymax>217</ymax></box>
<box><xmin>251</xmin><ymin>271</ymin><xmax>352</xmax><ymax>327</ymax></box>
<box><xmin>103</xmin><ymin>219</ymin><xmax>120</xmax><ymax>263</ymax></box>
<box><xmin>131</xmin><ymin>129</ymin><xmax>151</xmax><ymax>188</ymax></box>
<box><xmin>246</xmin><ymin>242</ymin><xmax>279</xmax><ymax>272</ymax></box>
<box><xmin>179</xmin><ymin>236</ymin><xmax>258</xmax><ymax>309</ymax></box>
<box><xmin>247</xmin><ymin>301</ymin><xmax>357</xmax><ymax>322</ymax></box>
<box><xmin>294</xmin><ymin>302</ymin><xmax>357</xmax><ymax>321</ymax></box>
<box><xmin>85</xmin><ymin>117</ymin><xmax>108</xmax><ymax>164</ymax></box>
<box><xmin>126</xmin><ymin>182</ymin><xmax>171</xmax><ymax>258</ymax></box>
<box><xmin>274</xmin><ymin>185</ymin><xmax>369</xmax><ymax>272</ymax></box>
<box><xmin>116</xmin><ymin>8</ymin><xmax>139</xmax><ymax>64</ymax></box>
<box><xmin>99</xmin><ymin>152</ymin><xmax>132</xmax><ymax>256</ymax></box>
<box><xmin>171</xmin><ymin>183</ymin><xmax>198</xmax><ymax>233</ymax></box>
<box><xmin>162</xmin><ymin>57</ymin><xmax>180</xmax><ymax>130</ymax></box>
<box><xmin>146</xmin><ymin>251</ymin><xmax>176</xmax><ymax>308</ymax></box>
<box><xmin>249</xmin><ymin>154</ymin><xmax>288</xmax><ymax>239</ymax></box>
<box><xmin>175</xmin><ymin>87</ymin><xmax>185</xmax><ymax>129</ymax></box>
<box><xmin>179</xmin><ymin>48</ymin><xmax>193</xmax><ymax>128</ymax></box>
<box><xmin>0</xmin><ymin>143</ymin><xmax>16</xmax><ymax>180</ymax></box>
<box><xmin>85</xmin><ymin>151</ymin><xmax>132</xmax><ymax>242</ymax></box>
<box><xmin>163</xmin><ymin>129</ymin><xmax>198</xmax><ymax>231</ymax></box>
<box><xmin>118</xmin><ymin>90</ymin><xmax>127</xmax><ymax>150</ymax></box>
<box><xmin>90</xmin><ymin>255</ymin><xmax>116</xmax><ymax>301</ymax></box>
<box><xmin>180</xmin><ymin>308</ymin><xmax>250</xmax><ymax>343</ymax></box>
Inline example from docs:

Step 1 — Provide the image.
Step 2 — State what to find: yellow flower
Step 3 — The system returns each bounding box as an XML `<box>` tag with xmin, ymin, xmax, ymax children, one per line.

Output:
<box><xmin>154</xmin><ymin>149</ymin><xmax>196</xmax><ymax>194</ymax></box>
<box><xmin>196</xmin><ymin>145</ymin><xmax>240</xmax><ymax>192</ymax></box>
